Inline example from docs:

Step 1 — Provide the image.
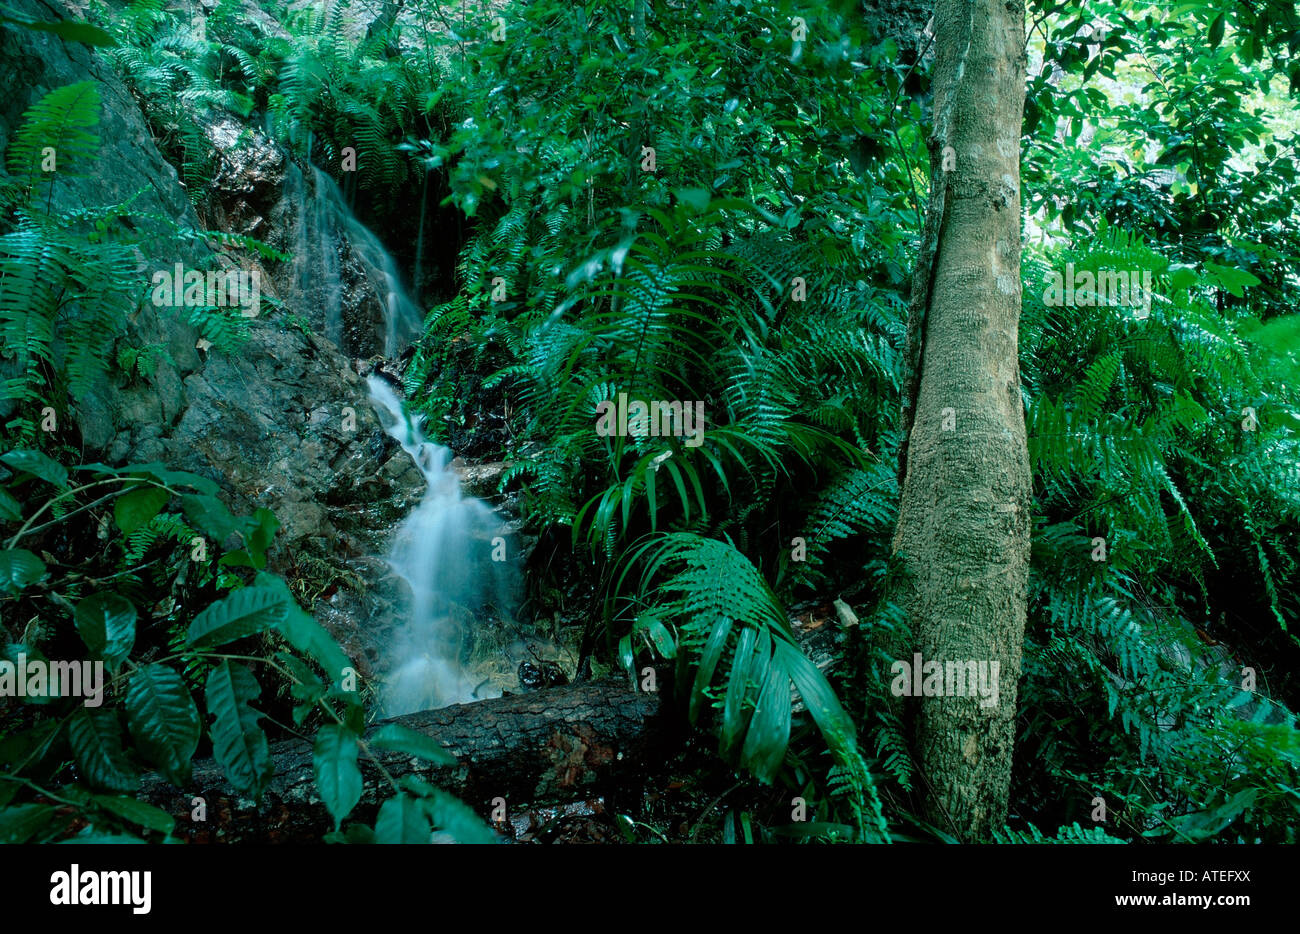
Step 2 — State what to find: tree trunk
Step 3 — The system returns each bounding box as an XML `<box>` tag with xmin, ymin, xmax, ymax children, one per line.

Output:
<box><xmin>632</xmin><ymin>0</ymin><xmax>650</xmax><ymax>44</ymax></box>
<box><xmin>892</xmin><ymin>0</ymin><xmax>1029</xmax><ymax>840</ymax></box>
<box><xmin>137</xmin><ymin>681</ymin><xmax>672</xmax><ymax>843</ymax></box>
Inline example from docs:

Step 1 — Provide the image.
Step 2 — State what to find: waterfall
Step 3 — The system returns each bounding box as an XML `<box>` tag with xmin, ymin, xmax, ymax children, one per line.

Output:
<box><xmin>284</xmin><ymin>162</ymin><xmax>423</xmax><ymax>355</ymax></box>
<box><xmin>282</xmin><ymin>150</ymin><xmax>517</xmax><ymax>715</ymax></box>
<box><xmin>367</xmin><ymin>377</ymin><xmax>512</xmax><ymax>716</ymax></box>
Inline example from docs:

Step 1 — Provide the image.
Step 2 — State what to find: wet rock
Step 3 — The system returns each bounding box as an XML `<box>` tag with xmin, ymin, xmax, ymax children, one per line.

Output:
<box><xmin>450</xmin><ymin>458</ymin><xmax>507</xmax><ymax>500</ymax></box>
<box><xmin>0</xmin><ymin>0</ymin><xmax>425</xmax><ymax>670</ymax></box>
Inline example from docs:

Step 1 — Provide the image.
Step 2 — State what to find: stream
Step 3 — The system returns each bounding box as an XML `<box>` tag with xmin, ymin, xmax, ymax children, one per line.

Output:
<box><xmin>287</xmin><ymin>161</ymin><xmax>527</xmax><ymax>716</ymax></box>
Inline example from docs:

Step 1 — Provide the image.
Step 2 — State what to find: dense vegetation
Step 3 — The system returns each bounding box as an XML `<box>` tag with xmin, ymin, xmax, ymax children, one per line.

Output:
<box><xmin>1</xmin><ymin>0</ymin><xmax>1296</xmax><ymax>844</ymax></box>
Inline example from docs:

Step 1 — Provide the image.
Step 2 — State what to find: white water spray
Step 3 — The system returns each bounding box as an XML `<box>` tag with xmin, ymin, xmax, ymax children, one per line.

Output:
<box><xmin>281</xmin><ymin>150</ymin><xmax>515</xmax><ymax>714</ymax></box>
<box><xmin>284</xmin><ymin>163</ymin><xmax>423</xmax><ymax>355</ymax></box>
<box><xmin>367</xmin><ymin>377</ymin><xmax>511</xmax><ymax>716</ymax></box>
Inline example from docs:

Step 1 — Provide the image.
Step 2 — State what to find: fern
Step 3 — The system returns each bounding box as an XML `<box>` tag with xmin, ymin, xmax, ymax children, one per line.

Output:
<box><xmin>615</xmin><ymin>533</ymin><xmax>889</xmax><ymax>840</ymax></box>
<box><xmin>994</xmin><ymin>822</ymin><xmax>1128</xmax><ymax>844</ymax></box>
<box><xmin>4</xmin><ymin>81</ymin><xmax>101</xmax><ymax>207</ymax></box>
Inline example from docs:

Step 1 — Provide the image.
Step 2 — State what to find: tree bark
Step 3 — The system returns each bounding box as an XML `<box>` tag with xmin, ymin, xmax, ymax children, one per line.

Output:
<box><xmin>138</xmin><ymin>681</ymin><xmax>672</xmax><ymax>843</ymax></box>
<box><xmin>892</xmin><ymin>0</ymin><xmax>1029</xmax><ymax>840</ymax></box>
<box><xmin>632</xmin><ymin>0</ymin><xmax>649</xmax><ymax>44</ymax></box>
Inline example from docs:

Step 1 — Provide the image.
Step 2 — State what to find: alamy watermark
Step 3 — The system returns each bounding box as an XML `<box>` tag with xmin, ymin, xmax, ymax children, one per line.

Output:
<box><xmin>890</xmin><ymin>652</ymin><xmax>1000</xmax><ymax>708</ymax></box>
<box><xmin>151</xmin><ymin>263</ymin><xmax>261</xmax><ymax>317</ymax></box>
<box><xmin>50</xmin><ymin>865</ymin><xmax>151</xmax><ymax>914</ymax></box>
<box><xmin>1042</xmin><ymin>263</ymin><xmax>1153</xmax><ymax>317</ymax></box>
<box><xmin>0</xmin><ymin>654</ymin><xmax>104</xmax><ymax>707</ymax></box>
<box><xmin>595</xmin><ymin>392</ymin><xmax>706</xmax><ymax>448</ymax></box>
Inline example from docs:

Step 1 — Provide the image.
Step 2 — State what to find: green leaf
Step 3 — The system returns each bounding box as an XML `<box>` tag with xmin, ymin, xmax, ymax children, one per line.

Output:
<box><xmin>374</xmin><ymin>794</ymin><xmax>432</xmax><ymax>843</ymax></box>
<box><xmin>187</xmin><ymin>585</ymin><xmax>288</xmax><ymax>649</ymax></box>
<box><xmin>255</xmin><ymin>573</ymin><xmax>353</xmax><ymax>684</ymax></box>
<box><xmin>418</xmin><ymin>788</ymin><xmax>498</xmax><ymax>843</ymax></box>
<box><xmin>313</xmin><ymin>724</ymin><xmax>363</xmax><ymax>828</ymax></box>
<box><xmin>245</xmin><ymin>508</ymin><xmax>279</xmax><ymax>564</ymax></box>
<box><xmin>1</xmin><ymin>449</ymin><xmax>68</xmax><ymax>487</ymax></box>
<box><xmin>68</xmin><ymin>708</ymin><xmax>138</xmax><ymax>793</ymax></box>
<box><xmin>368</xmin><ymin>723</ymin><xmax>456</xmax><ymax>766</ymax></box>
<box><xmin>631</xmin><ymin>615</ymin><xmax>676</xmax><ymax>659</ymax></box>
<box><xmin>0</xmin><ymin>14</ymin><xmax>116</xmax><ymax>46</ymax></box>
<box><xmin>92</xmin><ymin>795</ymin><xmax>175</xmax><ymax>835</ymax></box>
<box><xmin>57</xmin><ymin>830</ymin><xmax>145</xmax><ymax>843</ymax></box>
<box><xmin>738</xmin><ymin>662</ymin><xmax>791</xmax><ymax>783</ymax></box>
<box><xmin>690</xmin><ymin>616</ymin><xmax>734</xmax><ymax>723</ymax></box>
<box><xmin>1168</xmin><ymin>264</ymin><xmax>1198</xmax><ymax>291</ymax></box>
<box><xmin>114</xmin><ymin>485</ymin><xmax>168</xmax><ymax>535</ymax></box>
<box><xmin>1208</xmin><ymin>13</ymin><xmax>1225</xmax><ymax>49</ymax></box>
<box><xmin>0</xmin><ymin>803</ymin><xmax>61</xmax><ymax>843</ymax></box>
<box><xmin>125</xmin><ymin>664</ymin><xmax>200</xmax><ymax>786</ymax></box>
<box><xmin>720</xmin><ymin>627</ymin><xmax>757</xmax><ymax>761</ymax></box>
<box><xmin>674</xmin><ymin>187</ymin><xmax>712</xmax><ymax>212</ymax></box>
<box><xmin>180</xmin><ymin>493</ymin><xmax>242</xmax><ymax>545</ymax></box>
<box><xmin>0</xmin><ymin>487</ymin><xmax>21</xmax><ymax>521</ymax></box>
<box><xmin>0</xmin><ymin>549</ymin><xmax>46</xmax><ymax>593</ymax></box>
<box><xmin>2</xmin><ymin>642</ymin><xmax>53</xmax><ymax>706</ymax></box>
<box><xmin>205</xmin><ymin>661</ymin><xmax>273</xmax><ymax>798</ymax></box>
<box><xmin>1205</xmin><ymin>262</ymin><xmax>1261</xmax><ymax>298</ymax></box>
<box><xmin>324</xmin><ymin>823</ymin><xmax>378</xmax><ymax>844</ymax></box>
<box><xmin>92</xmin><ymin>462</ymin><xmax>220</xmax><ymax>496</ymax></box>
<box><xmin>73</xmin><ymin>592</ymin><xmax>136</xmax><ymax>669</ymax></box>
<box><xmin>0</xmin><ymin>720</ymin><xmax>59</xmax><ymax>772</ymax></box>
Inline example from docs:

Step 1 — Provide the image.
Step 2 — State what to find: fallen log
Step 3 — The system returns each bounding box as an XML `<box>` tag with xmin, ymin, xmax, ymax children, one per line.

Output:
<box><xmin>138</xmin><ymin>680</ymin><xmax>673</xmax><ymax>843</ymax></box>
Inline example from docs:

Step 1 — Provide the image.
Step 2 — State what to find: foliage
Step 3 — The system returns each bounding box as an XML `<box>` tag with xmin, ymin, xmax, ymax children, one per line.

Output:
<box><xmin>404</xmin><ymin>0</ymin><xmax>1300</xmax><ymax>843</ymax></box>
<box><xmin>397</xmin><ymin>0</ymin><xmax>919</xmax><ymax>839</ymax></box>
<box><xmin>0</xmin><ymin>453</ymin><xmax>490</xmax><ymax>842</ymax></box>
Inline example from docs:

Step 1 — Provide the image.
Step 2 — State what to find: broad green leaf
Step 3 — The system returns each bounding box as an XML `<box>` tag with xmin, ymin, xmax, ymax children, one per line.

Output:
<box><xmin>205</xmin><ymin>661</ymin><xmax>273</xmax><ymax>798</ymax></box>
<box><xmin>777</xmin><ymin>639</ymin><xmax>857</xmax><ymax>747</ymax></box>
<box><xmin>92</xmin><ymin>795</ymin><xmax>175</xmax><ymax>835</ymax></box>
<box><xmin>0</xmin><ymin>803</ymin><xmax>62</xmax><ymax>843</ymax></box>
<box><xmin>0</xmin><ymin>719</ymin><xmax>59</xmax><ymax>770</ymax></box>
<box><xmin>91</xmin><ymin>462</ymin><xmax>220</xmax><ymax>495</ymax></box>
<box><xmin>246</xmin><ymin>508</ymin><xmax>279</xmax><ymax>563</ymax></box>
<box><xmin>180</xmin><ymin>493</ymin><xmax>242</xmax><ymax>544</ymax></box>
<box><xmin>720</xmin><ymin>627</ymin><xmax>757</xmax><ymax>760</ymax></box>
<box><xmin>690</xmin><ymin>616</ymin><xmax>734</xmax><ymax>724</ymax></box>
<box><xmin>0</xmin><ymin>549</ymin><xmax>46</xmax><ymax>593</ymax></box>
<box><xmin>374</xmin><ymin>793</ymin><xmax>432</xmax><ymax>843</ymax></box>
<box><xmin>113</xmin><ymin>485</ymin><xmax>168</xmax><ymax>535</ymax></box>
<box><xmin>633</xmin><ymin>615</ymin><xmax>676</xmax><ymax>659</ymax></box>
<box><xmin>187</xmin><ymin>585</ymin><xmax>288</xmax><ymax>649</ymax></box>
<box><xmin>368</xmin><ymin>723</ymin><xmax>456</xmax><ymax>766</ymax></box>
<box><xmin>313</xmin><ymin>724</ymin><xmax>363</xmax><ymax>828</ymax></box>
<box><xmin>1</xmin><ymin>449</ymin><xmax>68</xmax><ymax>487</ymax></box>
<box><xmin>324</xmin><ymin>823</ymin><xmax>377</xmax><ymax>844</ymax></box>
<box><xmin>58</xmin><ymin>830</ymin><xmax>145</xmax><ymax>843</ymax></box>
<box><xmin>419</xmin><ymin>789</ymin><xmax>498</xmax><ymax>843</ymax></box>
<box><xmin>0</xmin><ymin>486</ymin><xmax>21</xmax><ymax>521</ymax></box>
<box><xmin>1208</xmin><ymin>12</ymin><xmax>1225</xmax><ymax>48</ymax></box>
<box><xmin>673</xmin><ymin>187</ymin><xmax>711</xmax><ymax>212</ymax></box>
<box><xmin>1205</xmin><ymin>261</ymin><xmax>1261</xmax><ymax>298</ymax></box>
<box><xmin>255</xmin><ymin>572</ymin><xmax>353</xmax><ymax>683</ymax></box>
<box><xmin>0</xmin><ymin>14</ymin><xmax>116</xmax><ymax>46</ymax></box>
<box><xmin>67</xmin><ymin>708</ymin><xmax>138</xmax><ymax>793</ymax></box>
<box><xmin>73</xmin><ymin>592</ymin><xmax>136</xmax><ymax>669</ymax></box>
<box><xmin>125</xmin><ymin>664</ymin><xmax>200</xmax><ymax>786</ymax></box>
<box><xmin>2</xmin><ymin>642</ymin><xmax>54</xmax><ymax>706</ymax></box>
<box><xmin>738</xmin><ymin>662</ymin><xmax>791</xmax><ymax>783</ymax></box>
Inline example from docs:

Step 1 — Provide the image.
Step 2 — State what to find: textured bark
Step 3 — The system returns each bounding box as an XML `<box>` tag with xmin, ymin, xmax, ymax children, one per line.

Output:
<box><xmin>892</xmin><ymin>0</ymin><xmax>1030</xmax><ymax>840</ymax></box>
<box><xmin>632</xmin><ymin>0</ymin><xmax>649</xmax><ymax>43</ymax></box>
<box><xmin>137</xmin><ymin>681</ymin><xmax>671</xmax><ymax>843</ymax></box>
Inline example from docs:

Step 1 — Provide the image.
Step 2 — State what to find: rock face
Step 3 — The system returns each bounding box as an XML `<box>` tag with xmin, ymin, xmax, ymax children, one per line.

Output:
<box><xmin>0</xmin><ymin>0</ymin><xmax>423</xmax><ymax>665</ymax></box>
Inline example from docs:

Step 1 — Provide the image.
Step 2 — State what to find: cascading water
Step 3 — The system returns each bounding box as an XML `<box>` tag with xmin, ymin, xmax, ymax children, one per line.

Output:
<box><xmin>367</xmin><ymin>377</ymin><xmax>512</xmax><ymax>716</ymax></box>
<box><xmin>281</xmin><ymin>148</ymin><xmax>520</xmax><ymax>716</ymax></box>
<box><xmin>284</xmin><ymin>162</ymin><xmax>423</xmax><ymax>355</ymax></box>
